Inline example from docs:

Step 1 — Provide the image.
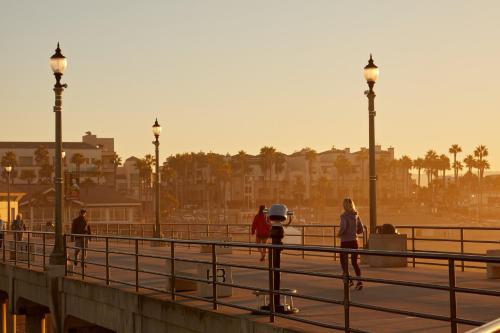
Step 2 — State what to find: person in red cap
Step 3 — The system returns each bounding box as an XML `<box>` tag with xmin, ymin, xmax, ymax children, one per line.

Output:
<box><xmin>251</xmin><ymin>205</ymin><xmax>270</xmax><ymax>261</ymax></box>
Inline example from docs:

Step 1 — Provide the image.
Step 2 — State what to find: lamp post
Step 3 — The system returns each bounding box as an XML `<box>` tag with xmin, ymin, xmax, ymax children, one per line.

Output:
<box><xmin>364</xmin><ymin>54</ymin><xmax>379</xmax><ymax>234</ymax></box>
<box><xmin>49</xmin><ymin>43</ymin><xmax>68</xmax><ymax>265</ymax></box>
<box><xmin>152</xmin><ymin>119</ymin><xmax>162</xmax><ymax>238</ymax></box>
<box><xmin>4</xmin><ymin>166</ymin><xmax>12</xmax><ymax>225</ymax></box>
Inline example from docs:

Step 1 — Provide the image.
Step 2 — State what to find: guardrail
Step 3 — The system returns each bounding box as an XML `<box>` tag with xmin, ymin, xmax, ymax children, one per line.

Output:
<box><xmin>29</xmin><ymin>222</ymin><xmax>500</xmax><ymax>269</ymax></box>
<box><xmin>1</xmin><ymin>230</ymin><xmax>500</xmax><ymax>332</ymax></box>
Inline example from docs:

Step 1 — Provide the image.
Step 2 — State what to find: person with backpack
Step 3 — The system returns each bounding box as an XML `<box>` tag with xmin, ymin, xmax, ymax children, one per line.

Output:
<box><xmin>71</xmin><ymin>209</ymin><xmax>91</xmax><ymax>266</ymax></box>
<box><xmin>338</xmin><ymin>198</ymin><xmax>364</xmax><ymax>290</ymax></box>
<box><xmin>251</xmin><ymin>205</ymin><xmax>270</xmax><ymax>261</ymax></box>
<box><xmin>11</xmin><ymin>213</ymin><xmax>25</xmax><ymax>241</ymax></box>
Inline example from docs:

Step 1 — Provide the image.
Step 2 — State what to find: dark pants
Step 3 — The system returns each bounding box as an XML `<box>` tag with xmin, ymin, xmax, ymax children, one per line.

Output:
<box><xmin>340</xmin><ymin>240</ymin><xmax>361</xmax><ymax>277</ymax></box>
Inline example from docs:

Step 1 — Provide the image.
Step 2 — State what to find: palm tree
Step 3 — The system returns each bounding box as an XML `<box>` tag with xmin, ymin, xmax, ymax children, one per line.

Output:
<box><xmin>399</xmin><ymin>155</ymin><xmax>413</xmax><ymax>198</ymax></box>
<box><xmin>20</xmin><ymin>169</ymin><xmax>36</xmax><ymax>185</ymax></box>
<box><xmin>112</xmin><ymin>153</ymin><xmax>122</xmax><ymax>189</ymax></box>
<box><xmin>274</xmin><ymin>153</ymin><xmax>286</xmax><ymax>201</ymax></box>
<box><xmin>449</xmin><ymin>144</ymin><xmax>462</xmax><ymax>184</ymax></box>
<box><xmin>34</xmin><ymin>146</ymin><xmax>50</xmax><ymax>166</ymax></box>
<box><xmin>424</xmin><ymin>150</ymin><xmax>438</xmax><ymax>186</ymax></box>
<box><xmin>334</xmin><ymin>155</ymin><xmax>353</xmax><ymax>197</ymax></box>
<box><xmin>356</xmin><ymin>149</ymin><xmax>369</xmax><ymax>200</ymax></box>
<box><xmin>463</xmin><ymin>155</ymin><xmax>476</xmax><ymax>174</ymax></box>
<box><xmin>93</xmin><ymin>159</ymin><xmax>103</xmax><ymax>184</ymax></box>
<box><xmin>232</xmin><ymin>150</ymin><xmax>252</xmax><ymax>203</ymax></box>
<box><xmin>1</xmin><ymin>151</ymin><xmax>18</xmax><ymax>184</ymax></box>
<box><xmin>135</xmin><ymin>154</ymin><xmax>155</xmax><ymax>200</ymax></box>
<box><xmin>438</xmin><ymin>154</ymin><xmax>451</xmax><ymax>186</ymax></box>
<box><xmin>258</xmin><ymin>146</ymin><xmax>276</xmax><ymax>200</ymax></box>
<box><xmin>413</xmin><ymin>158</ymin><xmax>424</xmax><ymax>189</ymax></box>
<box><xmin>303</xmin><ymin>148</ymin><xmax>317</xmax><ymax>203</ymax></box>
<box><xmin>71</xmin><ymin>153</ymin><xmax>86</xmax><ymax>185</ymax></box>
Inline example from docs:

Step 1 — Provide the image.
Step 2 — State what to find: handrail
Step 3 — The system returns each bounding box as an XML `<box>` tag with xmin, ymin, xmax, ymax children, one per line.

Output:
<box><xmin>466</xmin><ymin>318</ymin><xmax>500</xmax><ymax>333</ymax></box>
<box><xmin>1</xmin><ymin>229</ymin><xmax>499</xmax><ymax>332</ymax></box>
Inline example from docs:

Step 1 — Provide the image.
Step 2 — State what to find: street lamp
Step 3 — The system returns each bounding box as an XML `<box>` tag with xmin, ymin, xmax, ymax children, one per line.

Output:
<box><xmin>152</xmin><ymin>118</ymin><xmax>162</xmax><ymax>238</ymax></box>
<box><xmin>4</xmin><ymin>166</ymin><xmax>12</xmax><ymax>225</ymax></box>
<box><xmin>364</xmin><ymin>54</ymin><xmax>379</xmax><ymax>234</ymax></box>
<box><xmin>49</xmin><ymin>42</ymin><xmax>68</xmax><ymax>265</ymax></box>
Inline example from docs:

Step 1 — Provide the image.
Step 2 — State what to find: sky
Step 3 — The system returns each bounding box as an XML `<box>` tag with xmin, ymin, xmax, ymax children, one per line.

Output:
<box><xmin>1</xmin><ymin>1</ymin><xmax>500</xmax><ymax>169</ymax></box>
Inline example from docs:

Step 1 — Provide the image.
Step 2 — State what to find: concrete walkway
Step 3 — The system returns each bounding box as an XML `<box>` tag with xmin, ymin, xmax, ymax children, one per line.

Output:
<box><xmin>10</xmin><ymin>239</ymin><xmax>500</xmax><ymax>333</ymax></box>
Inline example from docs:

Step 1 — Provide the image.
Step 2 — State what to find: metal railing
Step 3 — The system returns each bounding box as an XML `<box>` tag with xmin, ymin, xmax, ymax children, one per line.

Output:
<box><xmin>1</xmin><ymin>229</ymin><xmax>500</xmax><ymax>332</ymax></box>
<box><xmin>28</xmin><ymin>222</ymin><xmax>500</xmax><ymax>268</ymax></box>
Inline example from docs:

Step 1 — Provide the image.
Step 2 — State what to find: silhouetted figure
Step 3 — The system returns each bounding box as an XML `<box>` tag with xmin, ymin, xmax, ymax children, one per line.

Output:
<box><xmin>252</xmin><ymin>205</ymin><xmax>270</xmax><ymax>261</ymax></box>
<box><xmin>11</xmin><ymin>213</ymin><xmax>25</xmax><ymax>241</ymax></box>
<box><xmin>338</xmin><ymin>198</ymin><xmax>364</xmax><ymax>290</ymax></box>
<box><xmin>71</xmin><ymin>209</ymin><xmax>91</xmax><ymax>266</ymax></box>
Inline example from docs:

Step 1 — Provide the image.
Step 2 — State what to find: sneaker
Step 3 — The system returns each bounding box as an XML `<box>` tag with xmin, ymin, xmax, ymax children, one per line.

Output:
<box><xmin>348</xmin><ymin>279</ymin><xmax>354</xmax><ymax>287</ymax></box>
<box><xmin>354</xmin><ymin>282</ymin><xmax>363</xmax><ymax>291</ymax></box>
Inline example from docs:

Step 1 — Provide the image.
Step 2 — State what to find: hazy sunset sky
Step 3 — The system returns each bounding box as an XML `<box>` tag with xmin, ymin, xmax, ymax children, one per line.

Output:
<box><xmin>1</xmin><ymin>1</ymin><xmax>499</xmax><ymax>168</ymax></box>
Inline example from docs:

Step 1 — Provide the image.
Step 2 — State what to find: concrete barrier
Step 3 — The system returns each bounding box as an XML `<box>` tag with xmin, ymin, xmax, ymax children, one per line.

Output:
<box><xmin>486</xmin><ymin>249</ymin><xmax>500</xmax><ymax>279</ymax></box>
<box><xmin>365</xmin><ymin>234</ymin><xmax>408</xmax><ymax>267</ymax></box>
<box><xmin>199</xmin><ymin>236</ymin><xmax>233</xmax><ymax>254</ymax></box>
<box><xmin>166</xmin><ymin>259</ymin><xmax>199</xmax><ymax>291</ymax></box>
<box><xmin>197</xmin><ymin>264</ymin><xmax>233</xmax><ymax>298</ymax></box>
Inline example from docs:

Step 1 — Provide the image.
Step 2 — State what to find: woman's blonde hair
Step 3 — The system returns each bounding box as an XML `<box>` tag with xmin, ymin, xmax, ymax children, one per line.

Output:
<box><xmin>342</xmin><ymin>198</ymin><xmax>357</xmax><ymax>214</ymax></box>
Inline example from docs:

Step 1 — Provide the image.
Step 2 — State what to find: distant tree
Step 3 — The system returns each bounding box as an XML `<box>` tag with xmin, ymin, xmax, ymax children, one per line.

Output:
<box><xmin>413</xmin><ymin>158</ymin><xmax>424</xmax><ymax>188</ymax></box>
<box><xmin>20</xmin><ymin>169</ymin><xmax>37</xmax><ymax>185</ymax></box>
<box><xmin>71</xmin><ymin>153</ymin><xmax>86</xmax><ymax>184</ymax></box>
<box><xmin>1</xmin><ymin>151</ymin><xmax>18</xmax><ymax>184</ymax></box>
<box><xmin>303</xmin><ymin>148</ymin><xmax>317</xmax><ymax>203</ymax></box>
<box><xmin>399</xmin><ymin>155</ymin><xmax>413</xmax><ymax>197</ymax></box>
<box><xmin>274</xmin><ymin>153</ymin><xmax>286</xmax><ymax>201</ymax></box>
<box><xmin>438</xmin><ymin>154</ymin><xmax>451</xmax><ymax>186</ymax></box>
<box><xmin>463</xmin><ymin>155</ymin><xmax>476</xmax><ymax>174</ymax></box>
<box><xmin>93</xmin><ymin>159</ymin><xmax>103</xmax><ymax>184</ymax></box>
<box><xmin>258</xmin><ymin>146</ymin><xmax>276</xmax><ymax>199</ymax></box>
<box><xmin>334</xmin><ymin>154</ymin><xmax>354</xmax><ymax>197</ymax></box>
<box><xmin>449</xmin><ymin>144</ymin><xmax>462</xmax><ymax>184</ymax></box>
<box><xmin>112</xmin><ymin>153</ymin><xmax>122</xmax><ymax>189</ymax></box>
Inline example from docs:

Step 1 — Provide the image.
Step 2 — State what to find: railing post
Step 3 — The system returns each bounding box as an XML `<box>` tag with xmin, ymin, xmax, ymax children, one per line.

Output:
<box><xmin>81</xmin><ymin>237</ymin><xmax>85</xmax><ymax>280</ymax></box>
<box><xmin>333</xmin><ymin>228</ymin><xmax>337</xmax><ymax>261</ymax></box>
<box><xmin>343</xmin><ymin>249</ymin><xmax>350</xmax><ymax>333</ymax></box>
<box><xmin>105</xmin><ymin>237</ymin><xmax>110</xmax><ymax>285</ymax></box>
<box><xmin>129</xmin><ymin>224</ymin><xmax>132</xmax><ymax>237</ymax></box>
<box><xmin>42</xmin><ymin>233</ymin><xmax>46</xmax><ymax>270</ymax></box>
<box><xmin>106</xmin><ymin>223</ymin><xmax>109</xmax><ymax>236</ymax></box>
<box><xmin>460</xmin><ymin>228</ymin><xmax>465</xmax><ymax>272</ymax></box>
<box><xmin>268</xmin><ymin>245</ymin><xmax>274</xmax><ymax>323</ymax></box>
<box><xmin>248</xmin><ymin>226</ymin><xmax>252</xmax><ymax>254</ymax></box>
<box><xmin>412</xmin><ymin>227</ymin><xmax>416</xmax><ymax>268</ymax></box>
<box><xmin>14</xmin><ymin>233</ymin><xmax>17</xmax><ymax>266</ymax></box>
<box><xmin>211</xmin><ymin>244</ymin><xmax>218</xmax><ymax>310</ymax></box>
<box><xmin>63</xmin><ymin>235</ymin><xmax>68</xmax><ymax>276</ymax></box>
<box><xmin>448</xmin><ymin>258</ymin><xmax>457</xmax><ymax>333</ymax></box>
<box><xmin>135</xmin><ymin>239</ymin><xmax>139</xmax><ymax>292</ymax></box>
<box><xmin>2</xmin><ymin>231</ymin><xmax>5</xmax><ymax>263</ymax></box>
<box><xmin>187</xmin><ymin>224</ymin><xmax>191</xmax><ymax>248</ymax></box>
<box><xmin>170</xmin><ymin>241</ymin><xmax>176</xmax><ymax>301</ymax></box>
<box><xmin>206</xmin><ymin>224</ymin><xmax>210</xmax><ymax>238</ymax></box>
<box><xmin>302</xmin><ymin>226</ymin><xmax>305</xmax><ymax>259</ymax></box>
<box><xmin>226</xmin><ymin>224</ymin><xmax>229</xmax><ymax>240</ymax></box>
<box><xmin>27</xmin><ymin>232</ymin><xmax>31</xmax><ymax>269</ymax></box>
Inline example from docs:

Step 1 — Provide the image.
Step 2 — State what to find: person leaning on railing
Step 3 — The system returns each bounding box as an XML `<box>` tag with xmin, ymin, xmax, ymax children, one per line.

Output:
<box><xmin>338</xmin><ymin>198</ymin><xmax>364</xmax><ymax>291</ymax></box>
<box><xmin>71</xmin><ymin>209</ymin><xmax>91</xmax><ymax>266</ymax></box>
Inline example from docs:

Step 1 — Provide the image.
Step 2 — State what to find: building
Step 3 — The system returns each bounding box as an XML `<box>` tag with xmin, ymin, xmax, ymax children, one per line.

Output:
<box><xmin>0</xmin><ymin>132</ymin><xmax>116</xmax><ymax>186</ymax></box>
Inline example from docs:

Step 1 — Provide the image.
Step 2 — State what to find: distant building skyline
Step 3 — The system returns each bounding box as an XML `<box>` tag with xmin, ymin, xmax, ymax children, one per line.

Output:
<box><xmin>1</xmin><ymin>1</ymin><xmax>499</xmax><ymax>168</ymax></box>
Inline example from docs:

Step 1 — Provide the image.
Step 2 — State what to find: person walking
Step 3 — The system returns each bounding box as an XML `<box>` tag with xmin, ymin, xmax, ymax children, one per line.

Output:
<box><xmin>71</xmin><ymin>209</ymin><xmax>91</xmax><ymax>266</ymax></box>
<box><xmin>338</xmin><ymin>198</ymin><xmax>364</xmax><ymax>290</ymax></box>
<box><xmin>11</xmin><ymin>213</ymin><xmax>25</xmax><ymax>241</ymax></box>
<box><xmin>251</xmin><ymin>205</ymin><xmax>270</xmax><ymax>261</ymax></box>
